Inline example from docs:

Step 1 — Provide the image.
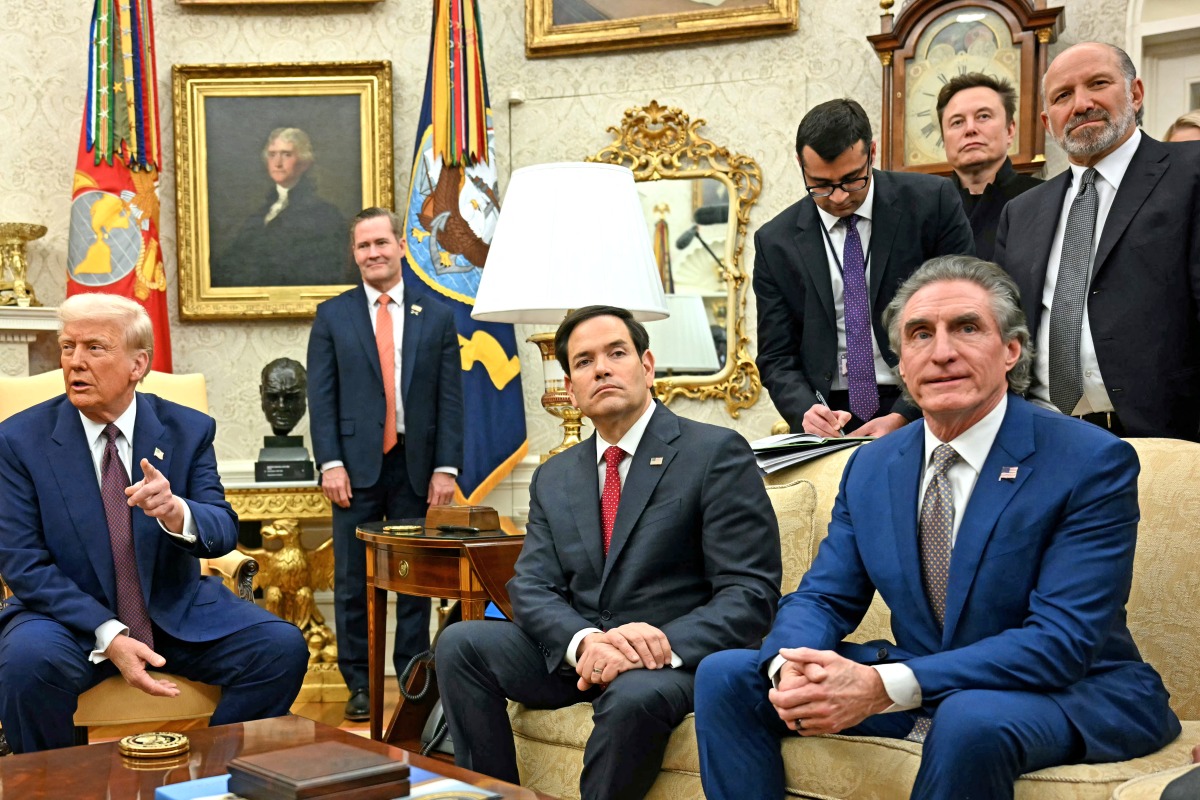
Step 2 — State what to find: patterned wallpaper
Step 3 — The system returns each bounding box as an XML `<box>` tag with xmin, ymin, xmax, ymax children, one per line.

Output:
<box><xmin>0</xmin><ymin>0</ymin><xmax>1128</xmax><ymax>466</ymax></box>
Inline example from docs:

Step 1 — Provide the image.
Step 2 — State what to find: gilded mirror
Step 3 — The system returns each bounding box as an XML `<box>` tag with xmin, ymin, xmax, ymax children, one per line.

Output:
<box><xmin>588</xmin><ymin>101</ymin><xmax>761</xmax><ymax>417</ymax></box>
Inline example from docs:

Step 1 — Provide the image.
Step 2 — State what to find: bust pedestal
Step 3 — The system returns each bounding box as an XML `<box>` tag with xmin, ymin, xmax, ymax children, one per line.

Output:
<box><xmin>255</xmin><ymin>434</ymin><xmax>315</xmax><ymax>481</ymax></box>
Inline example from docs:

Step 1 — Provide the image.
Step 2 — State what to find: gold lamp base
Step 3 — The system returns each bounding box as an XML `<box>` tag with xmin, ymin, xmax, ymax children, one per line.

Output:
<box><xmin>0</xmin><ymin>222</ymin><xmax>46</xmax><ymax>308</ymax></box>
<box><xmin>529</xmin><ymin>331</ymin><xmax>584</xmax><ymax>461</ymax></box>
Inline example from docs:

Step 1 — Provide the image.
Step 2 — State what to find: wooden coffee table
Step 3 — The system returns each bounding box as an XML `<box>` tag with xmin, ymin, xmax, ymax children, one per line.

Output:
<box><xmin>0</xmin><ymin>715</ymin><xmax>551</xmax><ymax>799</ymax></box>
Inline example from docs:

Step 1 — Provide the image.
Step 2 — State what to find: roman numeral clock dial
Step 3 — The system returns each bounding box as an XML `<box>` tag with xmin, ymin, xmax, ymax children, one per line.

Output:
<box><xmin>867</xmin><ymin>0</ymin><xmax>1063</xmax><ymax>177</ymax></box>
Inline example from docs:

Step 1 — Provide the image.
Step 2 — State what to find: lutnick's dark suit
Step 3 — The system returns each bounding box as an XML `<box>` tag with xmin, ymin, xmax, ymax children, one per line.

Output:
<box><xmin>994</xmin><ymin>135</ymin><xmax>1200</xmax><ymax>440</ymax></box>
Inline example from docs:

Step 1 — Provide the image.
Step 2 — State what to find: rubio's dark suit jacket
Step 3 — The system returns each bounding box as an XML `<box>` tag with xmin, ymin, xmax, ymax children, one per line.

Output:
<box><xmin>0</xmin><ymin>393</ymin><xmax>278</xmax><ymax>649</ymax></box>
<box><xmin>760</xmin><ymin>395</ymin><xmax>1179</xmax><ymax>763</ymax></box>
<box><xmin>753</xmin><ymin>169</ymin><xmax>975</xmax><ymax>430</ymax></box>
<box><xmin>994</xmin><ymin>136</ymin><xmax>1200</xmax><ymax>440</ymax></box>
<box><xmin>509</xmin><ymin>402</ymin><xmax>782</xmax><ymax>673</ymax></box>
<box><xmin>307</xmin><ymin>283</ymin><xmax>464</xmax><ymax>494</ymax></box>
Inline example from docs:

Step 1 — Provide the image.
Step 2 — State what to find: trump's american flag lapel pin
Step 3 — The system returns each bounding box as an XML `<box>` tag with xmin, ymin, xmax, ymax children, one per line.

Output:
<box><xmin>999</xmin><ymin>466</ymin><xmax>1018</xmax><ymax>481</ymax></box>
<box><xmin>153</xmin><ymin>447</ymin><xmax>165</xmax><ymax>460</ymax></box>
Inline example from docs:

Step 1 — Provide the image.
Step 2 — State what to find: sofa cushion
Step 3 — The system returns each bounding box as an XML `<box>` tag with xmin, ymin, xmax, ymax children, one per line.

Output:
<box><xmin>511</xmin><ymin>702</ymin><xmax>1200</xmax><ymax>800</ymax></box>
<box><xmin>779</xmin><ymin>722</ymin><xmax>1200</xmax><ymax>799</ymax></box>
<box><xmin>1123</xmin><ymin>439</ymin><xmax>1200</xmax><ymax>722</ymax></box>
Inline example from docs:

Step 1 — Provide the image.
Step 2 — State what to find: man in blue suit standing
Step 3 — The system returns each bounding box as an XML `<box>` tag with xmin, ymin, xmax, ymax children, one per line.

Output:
<box><xmin>0</xmin><ymin>294</ymin><xmax>307</xmax><ymax>754</ymax></box>
<box><xmin>695</xmin><ymin>256</ymin><xmax>1180</xmax><ymax>799</ymax></box>
<box><xmin>307</xmin><ymin>207</ymin><xmax>464</xmax><ymax>721</ymax></box>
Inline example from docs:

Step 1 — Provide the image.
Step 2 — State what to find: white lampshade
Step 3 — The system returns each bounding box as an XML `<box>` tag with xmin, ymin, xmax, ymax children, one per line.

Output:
<box><xmin>645</xmin><ymin>294</ymin><xmax>720</xmax><ymax>373</ymax></box>
<box><xmin>472</xmin><ymin>162</ymin><xmax>669</xmax><ymax>324</ymax></box>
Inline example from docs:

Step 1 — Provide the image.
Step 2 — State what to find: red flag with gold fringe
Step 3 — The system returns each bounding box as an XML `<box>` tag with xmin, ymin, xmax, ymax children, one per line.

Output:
<box><xmin>66</xmin><ymin>0</ymin><xmax>172</xmax><ymax>372</ymax></box>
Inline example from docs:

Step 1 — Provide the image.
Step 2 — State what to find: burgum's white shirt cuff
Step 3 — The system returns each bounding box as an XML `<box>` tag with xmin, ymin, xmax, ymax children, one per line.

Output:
<box><xmin>434</xmin><ymin>467</ymin><xmax>458</xmax><ymax>476</ymax></box>
<box><xmin>872</xmin><ymin>663</ymin><xmax>922</xmax><ymax>711</ymax></box>
<box><xmin>768</xmin><ymin>654</ymin><xmax>787</xmax><ymax>687</ymax></box>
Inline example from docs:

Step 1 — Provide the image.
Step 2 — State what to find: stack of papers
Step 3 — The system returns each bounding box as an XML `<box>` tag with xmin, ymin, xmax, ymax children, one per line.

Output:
<box><xmin>750</xmin><ymin>433</ymin><xmax>873</xmax><ymax>473</ymax></box>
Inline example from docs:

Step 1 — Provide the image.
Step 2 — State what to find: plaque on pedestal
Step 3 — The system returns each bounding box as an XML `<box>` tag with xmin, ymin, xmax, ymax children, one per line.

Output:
<box><xmin>256</xmin><ymin>434</ymin><xmax>315</xmax><ymax>481</ymax></box>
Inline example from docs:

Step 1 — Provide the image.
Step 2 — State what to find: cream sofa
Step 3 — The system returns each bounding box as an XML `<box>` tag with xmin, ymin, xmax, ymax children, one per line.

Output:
<box><xmin>507</xmin><ymin>437</ymin><xmax>1200</xmax><ymax>799</ymax></box>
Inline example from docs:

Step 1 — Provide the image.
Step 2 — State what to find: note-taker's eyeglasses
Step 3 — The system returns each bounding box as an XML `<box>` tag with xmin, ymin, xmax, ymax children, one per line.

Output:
<box><xmin>804</xmin><ymin>160</ymin><xmax>871</xmax><ymax>198</ymax></box>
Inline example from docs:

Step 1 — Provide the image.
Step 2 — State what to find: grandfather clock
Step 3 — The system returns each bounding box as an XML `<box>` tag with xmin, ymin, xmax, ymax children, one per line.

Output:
<box><xmin>867</xmin><ymin>0</ymin><xmax>1064</xmax><ymax>177</ymax></box>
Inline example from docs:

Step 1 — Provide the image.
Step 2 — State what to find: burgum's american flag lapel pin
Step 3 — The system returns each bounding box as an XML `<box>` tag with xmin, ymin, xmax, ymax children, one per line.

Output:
<box><xmin>999</xmin><ymin>466</ymin><xmax>1018</xmax><ymax>481</ymax></box>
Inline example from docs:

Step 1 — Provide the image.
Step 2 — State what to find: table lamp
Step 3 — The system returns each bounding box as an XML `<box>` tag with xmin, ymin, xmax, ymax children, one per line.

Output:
<box><xmin>646</xmin><ymin>294</ymin><xmax>719</xmax><ymax>375</ymax></box>
<box><xmin>473</xmin><ymin>162</ymin><xmax>668</xmax><ymax>459</ymax></box>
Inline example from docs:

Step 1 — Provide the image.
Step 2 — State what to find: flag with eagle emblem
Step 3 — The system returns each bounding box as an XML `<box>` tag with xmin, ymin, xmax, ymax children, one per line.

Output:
<box><xmin>66</xmin><ymin>0</ymin><xmax>172</xmax><ymax>372</ymax></box>
<box><xmin>404</xmin><ymin>0</ymin><xmax>526</xmax><ymax>503</ymax></box>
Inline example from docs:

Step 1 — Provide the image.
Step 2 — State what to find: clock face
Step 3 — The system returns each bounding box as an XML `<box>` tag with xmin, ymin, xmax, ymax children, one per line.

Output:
<box><xmin>903</xmin><ymin>7</ymin><xmax>1022</xmax><ymax>167</ymax></box>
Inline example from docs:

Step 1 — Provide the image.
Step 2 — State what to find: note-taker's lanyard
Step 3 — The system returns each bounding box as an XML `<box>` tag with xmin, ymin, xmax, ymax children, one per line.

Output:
<box><xmin>819</xmin><ymin>217</ymin><xmax>872</xmax><ymax>277</ymax></box>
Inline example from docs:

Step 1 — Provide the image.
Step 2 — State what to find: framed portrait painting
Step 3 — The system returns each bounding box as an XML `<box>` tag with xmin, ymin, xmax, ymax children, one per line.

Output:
<box><xmin>174</xmin><ymin>61</ymin><xmax>393</xmax><ymax>319</ymax></box>
<box><xmin>525</xmin><ymin>0</ymin><xmax>797</xmax><ymax>57</ymax></box>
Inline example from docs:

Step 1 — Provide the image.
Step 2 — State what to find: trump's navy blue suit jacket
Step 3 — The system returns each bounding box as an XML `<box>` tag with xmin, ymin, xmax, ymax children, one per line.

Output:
<box><xmin>0</xmin><ymin>393</ymin><xmax>277</xmax><ymax>652</ymax></box>
<box><xmin>761</xmin><ymin>394</ymin><xmax>1180</xmax><ymax>763</ymax></box>
<box><xmin>307</xmin><ymin>284</ymin><xmax>464</xmax><ymax>494</ymax></box>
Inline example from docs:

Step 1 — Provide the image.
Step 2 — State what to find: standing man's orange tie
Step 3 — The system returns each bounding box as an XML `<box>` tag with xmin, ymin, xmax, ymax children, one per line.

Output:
<box><xmin>376</xmin><ymin>294</ymin><xmax>397</xmax><ymax>453</ymax></box>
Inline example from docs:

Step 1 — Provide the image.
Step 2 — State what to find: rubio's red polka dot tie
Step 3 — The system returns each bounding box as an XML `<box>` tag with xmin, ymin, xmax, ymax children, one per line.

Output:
<box><xmin>601</xmin><ymin>445</ymin><xmax>626</xmax><ymax>557</ymax></box>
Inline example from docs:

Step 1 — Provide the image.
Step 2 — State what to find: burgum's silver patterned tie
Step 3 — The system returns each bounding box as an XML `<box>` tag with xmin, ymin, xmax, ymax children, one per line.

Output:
<box><xmin>1049</xmin><ymin>168</ymin><xmax>1099</xmax><ymax>415</ymax></box>
<box><xmin>907</xmin><ymin>443</ymin><xmax>960</xmax><ymax>743</ymax></box>
<box><xmin>919</xmin><ymin>444</ymin><xmax>959</xmax><ymax>627</ymax></box>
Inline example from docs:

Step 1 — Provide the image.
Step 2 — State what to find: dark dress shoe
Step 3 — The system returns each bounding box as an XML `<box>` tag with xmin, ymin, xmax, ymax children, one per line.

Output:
<box><xmin>344</xmin><ymin>688</ymin><xmax>370</xmax><ymax>721</ymax></box>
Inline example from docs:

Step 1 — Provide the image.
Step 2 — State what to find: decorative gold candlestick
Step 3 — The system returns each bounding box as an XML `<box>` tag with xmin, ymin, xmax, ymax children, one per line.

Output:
<box><xmin>0</xmin><ymin>223</ymin><xmax>46</xmax><ymax>307</ymax></box>
<box><xmin>529</xmin><ymin>331</ymin><xmax>583</xmax><ymax>461</ymax></box>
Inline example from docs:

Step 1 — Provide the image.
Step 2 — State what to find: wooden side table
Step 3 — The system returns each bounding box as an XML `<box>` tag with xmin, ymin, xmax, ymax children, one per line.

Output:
<box><xmin>357</xmin><ymin>521</ymin><xmax>525</xmax><ymax>748</ymax></box>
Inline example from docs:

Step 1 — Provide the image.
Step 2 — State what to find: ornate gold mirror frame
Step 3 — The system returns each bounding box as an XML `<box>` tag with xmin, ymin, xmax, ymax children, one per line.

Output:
<box><xmin>588</xmin><ymin>101</ymin><xmax>762</xmax><ymax>417</ymax></box>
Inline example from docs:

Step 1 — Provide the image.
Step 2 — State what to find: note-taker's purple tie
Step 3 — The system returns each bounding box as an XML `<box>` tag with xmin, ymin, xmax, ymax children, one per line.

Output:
<box><xmin>842</xmin><ymin>214</ymin><xmax>878</xmax><ymax>421</ymax></box>
<box><xmin>101</xmin><ymin>424</ymin><xmax>154</xmax><ymax>648</ymax></box>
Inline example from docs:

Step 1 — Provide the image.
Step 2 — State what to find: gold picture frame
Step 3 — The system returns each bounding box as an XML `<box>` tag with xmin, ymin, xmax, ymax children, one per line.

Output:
<box><xmin>526</xmin><ymin>0</ymin><xmax>797</xmax><ymax>57</ymax></box>
<box><xmin>173</xmin><ymin>61</ymin><xmax>393</xmax><ymax>320</ymax></box>
<box><xmin>590</xmin><ymin>101</ymin><xmax>763</xmax><ymax>417</ymax></box>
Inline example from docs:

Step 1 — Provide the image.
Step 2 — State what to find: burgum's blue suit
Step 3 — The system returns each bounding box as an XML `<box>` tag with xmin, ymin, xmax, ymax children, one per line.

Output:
<box><xmin>0</xmin><ymin>393</ymin><xmax>307</xmax><ymax>753</ymax></box>
<box><xmin>696</xmin><ymin>395</ymin><xmax>1180</xmax><ymax>799</ymax></box>
<box><xmin>307</xmin><ymin>284</ymin><xmax>463</xmax><ymax>691</ymax></box>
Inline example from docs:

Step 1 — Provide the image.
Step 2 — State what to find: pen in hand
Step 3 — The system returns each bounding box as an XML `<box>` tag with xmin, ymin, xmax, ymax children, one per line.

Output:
<box><xmin>814</xmin><ymin>390</ymin><xmax>847</xmax><ymax>437</ymax></box>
